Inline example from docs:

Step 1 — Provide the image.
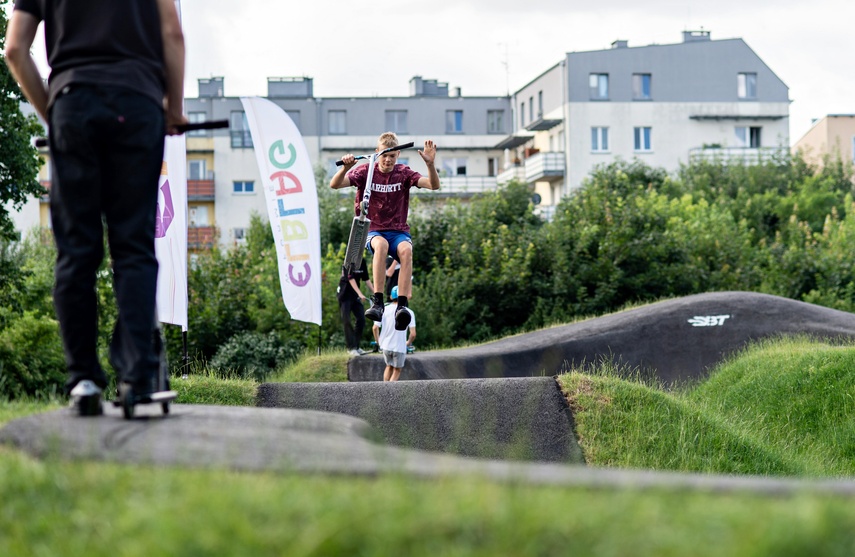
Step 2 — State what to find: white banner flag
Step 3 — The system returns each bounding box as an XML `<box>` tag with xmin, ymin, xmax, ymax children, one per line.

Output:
<box><xmin>240</xmin><ymin>97</ymin><xmax>322</xmax><ymax>326</ymax></box>
<box><xmin>155</xmin><ymin>135</ymin><xmax>189</xmax><ymax>331</ymax></box>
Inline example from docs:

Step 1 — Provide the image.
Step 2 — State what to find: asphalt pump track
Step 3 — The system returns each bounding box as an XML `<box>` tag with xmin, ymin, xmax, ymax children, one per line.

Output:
<box><xmin>4</xmin><ymin>291</ymin><xmax>855</xmax><ymax>495</ymax></box>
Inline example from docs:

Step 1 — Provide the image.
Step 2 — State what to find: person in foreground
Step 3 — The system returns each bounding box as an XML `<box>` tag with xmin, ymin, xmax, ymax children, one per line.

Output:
<box><xmin>4</xmin><ymin>0</ymin><xmax>187</xmax><ymax>415</ymax></box>
<box><xmin>330</xmin><ymin>132</ymin><xmax>440</xmax><ymax>331</ymax></box>
<box><xmin>372</xmin><ymin>287</ymin><xmax>416</xmax><ymax>382</ymax></box>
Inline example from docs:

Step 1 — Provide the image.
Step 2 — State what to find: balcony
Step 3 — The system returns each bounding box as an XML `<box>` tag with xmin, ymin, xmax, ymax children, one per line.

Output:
<box><xmin>412</xmin><ymin>176</ymin><xmax>498</xmax><ymax>197</ymax></box>
<box><xmin>187</xmin><ymin>226</ymin><xmax>216</xmax><ymax>250</ymax></box>
<box><xmin>39</xmin><ymin>180</ymin><xmax>51</xmax><ymax>202</ymax></box>
<box><xmin>187</xmin><ymin>179</ymin><xmax>215</xmax><ymax>199</ymax></box>
<box><xmin>524</xmin><ymin>152</ymin><xmax>565</xmax><ymax>183</ymax></box>
<box><xmin>688</xmin><ymin>147</ymin><xmax>787</xmax><ymax>165</ymax></box>
<box><xmin>496</xmin><ymin>165</ymin><xmax>526</xmax><ymax>185</ymax></box>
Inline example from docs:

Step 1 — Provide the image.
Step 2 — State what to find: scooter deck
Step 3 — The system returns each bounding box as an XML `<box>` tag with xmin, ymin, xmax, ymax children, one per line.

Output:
<box><xmin>112</xmin><ymin>390</ymin><xmax>177</xmax><ymax>406</ymax></box>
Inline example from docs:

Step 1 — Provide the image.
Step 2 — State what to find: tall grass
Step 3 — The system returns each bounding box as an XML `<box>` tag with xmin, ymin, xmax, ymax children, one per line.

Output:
<box><xmin>267</xmin><ymin>351</ymin><xmax>348</xmax><ymax>383</ymax></box>
<box><xmin>558</xmin><ymin>337</ymin><xmax>855</xmax><ymax>478</ymax></box>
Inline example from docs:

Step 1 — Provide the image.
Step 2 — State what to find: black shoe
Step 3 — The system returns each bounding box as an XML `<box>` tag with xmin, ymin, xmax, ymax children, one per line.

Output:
<box><xmin>395</xmin><ymin>305</ymin><xmax>411</xmax><ymax>331</ymax></box>
<box><xmin>70</xmin><ymin>380</ymin><xmax>103</xmax><ymax>417</ymax></box>
<box><xmin>365</xmin><ymin>297</ymin><xmax>384</xmax><ymax>322</ymax></box>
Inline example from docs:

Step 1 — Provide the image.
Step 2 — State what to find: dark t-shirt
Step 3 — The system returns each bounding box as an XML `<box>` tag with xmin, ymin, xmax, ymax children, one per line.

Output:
<box><xmin>346</xmin><ymin>163</ymin><xmax>422</xmax><ymax>233</ymax></box>
<box><xmin>338</xmin><ymin>259</ymin><xmax>369</xmax><ymax>303</ymax></box>
<box><xmin>14</xmin><ymin>0</ymin><xmax>166</xmax><ymax>109</ymax></box>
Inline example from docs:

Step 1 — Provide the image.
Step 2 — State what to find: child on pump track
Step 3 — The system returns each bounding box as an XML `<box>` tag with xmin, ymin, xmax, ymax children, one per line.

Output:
<box><xmin>330</xmin><ymin>132</ymin><xmax>439</xmax><ymax>330</ymax></box>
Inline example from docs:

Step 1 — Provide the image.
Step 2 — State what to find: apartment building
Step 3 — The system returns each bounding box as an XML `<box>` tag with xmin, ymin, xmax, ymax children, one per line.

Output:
<box><xmin>10</xmin><ymin>30</ymin><xmax>792</xmax><ymax>241</ymax></box>
<box><xmin>183</xmin><ymin>76</ymin><xmax>511</xmax><ymax>248</ymax></box>
<box><xmin>792</xmin><ymin>114</ymin><xmax>855</xmax><ymax>170</ymax></box>
<box><xmin>496</xmin><ymin>30</ymin><xmax>791</xmax><ymax>216</ymax></box>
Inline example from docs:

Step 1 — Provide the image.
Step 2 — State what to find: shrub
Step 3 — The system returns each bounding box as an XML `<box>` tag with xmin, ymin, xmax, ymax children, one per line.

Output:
<box><xmin>210</xmin><ymin>330</ymin><xmax>301</xmax><ymax>381</ymax></box>
<box><xmin>0</xmin><ymin>312</ymin><xmax>67</xmax><ymax>399</ymax></box>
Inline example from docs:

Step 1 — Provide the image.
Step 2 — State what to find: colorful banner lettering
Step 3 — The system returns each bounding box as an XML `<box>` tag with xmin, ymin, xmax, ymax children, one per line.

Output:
<box><xmin>240</xmin><ymin>97</ymin><xmax>322</xmax><ymax>325</ymax></box>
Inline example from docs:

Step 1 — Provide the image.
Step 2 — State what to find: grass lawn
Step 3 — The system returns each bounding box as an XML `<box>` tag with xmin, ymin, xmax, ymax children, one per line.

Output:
<box><xmin>2</xmin><ymin>339</ymin><xmax>855</xmax><ymax>556</ymax></box>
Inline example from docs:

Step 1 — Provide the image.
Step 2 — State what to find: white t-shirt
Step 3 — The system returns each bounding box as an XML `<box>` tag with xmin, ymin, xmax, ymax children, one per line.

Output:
<box><xmin>377</xmin><ymin>302</ymin><xmax>415</xmax><ymax>354</ymax></box>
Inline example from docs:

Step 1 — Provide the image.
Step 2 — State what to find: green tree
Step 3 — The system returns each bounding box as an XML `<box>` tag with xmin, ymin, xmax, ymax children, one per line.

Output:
<box><xmin>0</xmin><ymin>2</ymin><xmax>46</xmax><ymax>241</ymax></box>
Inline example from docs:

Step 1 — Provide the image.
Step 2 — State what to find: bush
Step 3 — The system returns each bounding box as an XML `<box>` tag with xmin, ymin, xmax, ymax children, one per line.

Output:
<box><xmin>0</xmin><ymin>312</ymin><xmax>67</xmax><ymax>399</ymax></box>
<box><xmin>210</xmin><ymin>330</ymin><xmax>301</xmax><ymax>381</ymax></box>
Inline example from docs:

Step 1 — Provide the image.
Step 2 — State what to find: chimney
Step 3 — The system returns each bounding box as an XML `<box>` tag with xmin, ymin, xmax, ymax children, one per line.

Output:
<box><xmin>682</xmin><ymin>30</ymin><xmax>711</xmax><ymax>43</ymax></box>
<box><xmin>611</xmin><ymin>40</ymin><xmax>628</xmax><ymax>49</ymax></box>
<box><xmin>267</xmin><ymin>77</ymin><xmax>314</xmax><ymax>98</ymax></box>
<box><xmin>198</xmin><ymin>77</ymin><xmax>224</xmax><ymax>98</ymax></box>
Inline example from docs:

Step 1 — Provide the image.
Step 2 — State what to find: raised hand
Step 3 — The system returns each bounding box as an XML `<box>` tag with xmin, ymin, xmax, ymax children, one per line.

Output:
<box><xmin>418</xmin><ymin>140</ymin><xmax>437</xmax><ymax>166</ymax></box>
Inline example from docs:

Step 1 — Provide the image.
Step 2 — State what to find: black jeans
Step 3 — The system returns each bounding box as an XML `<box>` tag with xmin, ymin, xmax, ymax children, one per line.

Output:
<box><xmin>49</xmin><ymin>85</ymin><xmax>164</xmax><ymax>392</ymax></box>
<box><xmin>339</xmin><ymin>297</ymin><xmax>365</xmax><ymax>350</ymax></box>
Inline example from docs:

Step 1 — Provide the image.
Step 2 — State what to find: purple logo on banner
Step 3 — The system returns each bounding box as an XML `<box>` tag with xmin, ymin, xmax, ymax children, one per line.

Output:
<box><xmin>155</xmin><ymin>179</ymin><xmax>175</xmax><ymax>238</ymax></box>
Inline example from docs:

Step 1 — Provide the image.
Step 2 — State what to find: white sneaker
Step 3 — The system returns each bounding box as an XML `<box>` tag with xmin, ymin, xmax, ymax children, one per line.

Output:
<box><xmin>356</xmin><ymin>348</ymin><xmax>366</xmax><ymax>355</ymax></box>
<box><xmin>348</xmin><ymin>349</ymin><xmax>360</xmax><ymax>356</ymax></box>
<box><xmin>70</xmin><ymin>380</ymin><xmax>103</xmax><ymax>416</ymax></box>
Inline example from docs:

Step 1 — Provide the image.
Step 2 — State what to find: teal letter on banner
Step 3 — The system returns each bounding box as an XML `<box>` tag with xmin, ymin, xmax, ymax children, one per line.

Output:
<box><xmin>269</xmin><ymin>140</ymin><xmax>297</xmax><ymax>169</ymax></box>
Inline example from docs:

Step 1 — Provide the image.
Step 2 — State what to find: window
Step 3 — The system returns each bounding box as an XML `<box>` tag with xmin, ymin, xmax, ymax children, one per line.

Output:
<box><xmin>233</xmin><ymin>180</ymin><xmax>255</xmax><ymax>194</ymax></box>
<box><xmin>537</xmin><ymin>91</ymin><xmax>543</xmax><ymax>119</ymax></box>
<box><xmin>738</xmin><ymin>73</ymin><xmax>757</xmax><ymax>99</ymax></box>
<box><xmin>441</xmin><ymin>158</ymin><xmax>467</xmax><ymax>176</ymax></box>
<box><xmin>735</xmin><ymin>126</ymin><xmax>761</xmax><ymax>148</ymax></box>
<box><xmin>632</xmin><ymin>74</ymin><xmax>651</xmax><ymax>100</ymax></box>
<box><xmin>385</xmin><ymin>110</ymin><xmax>408</xmax><ymax>133</ymax></box>
<box><xmin>589</xmin><ymin>73</ymin><xmax>609</xmax><ymax>100</ymax></box>
<box><xmin>520</xmin><ymin>102</ymin><xmax>525</xmax><ymax>127</ymax></box>
<box><xmin>445</xmin><ymin>110</ymin><xmax>463</xmax><ymax>133</ymax></box>
<box><xmin>487</xmin><ymin>110</ymin><xmax>505</xmax><ymax>134</ymax></box>
<box><xmin>233</xmin><ymin>228</ymin><xmax>247</xmax><ymax>243</ymax></box>
<box><xmin>487</xmin><ymin>157</ymin><xmax>499</xmax><ymax>177</ymax></box>
<box><xmin>328</xmin><ymin>110</ymin><xmax>346</xmax><ymax>134</ymax></box>
<box><xmin>230</xmin><ymin>111</ymin><xmax>252</xmax><ymax>148</ymax></box>
<box><xmin>189</xmin><ymin>205</ymin><xmax>209</xmax><ymax>226</ymax></box>
<box><xmin>528</xmin><ymin>96</ymin><xmax>534</xmax><ymax>122</ymax></box>
<box><xmin>633</xmin><ymin>127</ymin><xmax>652</xmax><ymax>151</ymax></box>
<box><xmin>591</xmin><ymin>127</ymin><xmax>609</xmax><ymax>152</ymax></box>
<box><xmin>188</xmin><ymin>159</ymin><xmax>207</xmax><ymax>180</ymax></box>
<box><xmin>187</xmin><ymin>112</ymin><xmax>207</xmax><ymax>136</ymax></box>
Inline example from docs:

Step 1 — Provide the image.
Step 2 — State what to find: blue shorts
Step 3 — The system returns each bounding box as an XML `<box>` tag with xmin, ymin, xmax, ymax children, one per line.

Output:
<box><xmin>367</xmin><ymin>231</ymin><xmax>412</xmax><ymax>262</ymax></box>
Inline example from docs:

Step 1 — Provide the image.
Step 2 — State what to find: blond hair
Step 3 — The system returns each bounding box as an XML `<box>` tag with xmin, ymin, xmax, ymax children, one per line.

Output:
<box><xmin>377</xmin><ymin>132</ymin><xmax>399</xmax><ymax>150</ymax></box>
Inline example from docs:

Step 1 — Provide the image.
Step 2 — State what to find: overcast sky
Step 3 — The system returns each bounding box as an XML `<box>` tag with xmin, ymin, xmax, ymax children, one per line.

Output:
<box><xmin>20</xmin><ymin>0</ymin><xmax>854</xmax><ymax>144</ymax></box>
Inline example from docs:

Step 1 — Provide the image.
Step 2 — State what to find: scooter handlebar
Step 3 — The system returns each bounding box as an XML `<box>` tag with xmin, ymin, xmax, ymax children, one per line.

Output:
<box><xmin>334</xmin><ymin>141</ymin><xmax>416</xmax><ymax>166</ymax></box>
<box><xmin>33</xmin><ymin>119</ymin><xmax>229</xmax><ymax>147</ymax></box>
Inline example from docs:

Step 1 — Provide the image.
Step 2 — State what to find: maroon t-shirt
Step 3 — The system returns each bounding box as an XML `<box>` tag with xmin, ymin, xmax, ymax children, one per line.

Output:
<box><xmin>347</xmin><ymin>163</ymin><xmax>422</xmax><ymax>232</ymax></box>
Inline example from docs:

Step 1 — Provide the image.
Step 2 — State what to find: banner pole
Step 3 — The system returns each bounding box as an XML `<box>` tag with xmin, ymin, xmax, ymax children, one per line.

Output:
<box><xmin>182</xmin><ymin>330</ymin><xmax>189</xmax><ymax>372</ymax></box>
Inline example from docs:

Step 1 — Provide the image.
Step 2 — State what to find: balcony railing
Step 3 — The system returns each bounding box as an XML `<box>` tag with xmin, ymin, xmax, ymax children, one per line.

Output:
<box><xmin>187</xmin><ymin>226</ymin><xmax>216</xmax><ymax>249</ymax></box>
<box><xmin>688</xmin><ymin>147</ymin><xmax>787</xmax><ymax>165</ymax></box>
<box><xmin>524</xmin><ymin>152</ymin><xmax>565</xmax><ymax>183</ymax></box>
<box><xmin>187</xmin><ymin>179</ymin><xmax>215</xmax><ymax>198</ymax></box>
<box><xmin>412</xmin><ymin>176</ymin><xmax>498</xmax><ymax>196</ymax></box>
<box><xmin>496</xmin><ymin>166</ymin><xmax>526</xmax><ymax>185</ymax></box>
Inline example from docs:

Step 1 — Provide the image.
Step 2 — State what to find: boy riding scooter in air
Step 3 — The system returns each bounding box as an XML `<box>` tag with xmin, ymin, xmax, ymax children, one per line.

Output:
<box><xmin>330</xmin><ymin>133</ymin><xmax>439</xmax><ymax>330</ymax></box>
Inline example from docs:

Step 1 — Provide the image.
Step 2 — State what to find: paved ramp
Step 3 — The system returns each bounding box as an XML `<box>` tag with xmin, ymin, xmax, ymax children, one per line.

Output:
<box><xmin>257</xmin><ymin>377</ymin><xmax>583</xmax><ymax>463</ymax></box>
<box><xmin>350</xmin><ymin>291</ymin><xmax>855</xmax><ymax>384</ymax></box>
<box><xmin>6</xmin><ymin>403</ymin><xmax>855</xmax><ymax>496</ymax></box>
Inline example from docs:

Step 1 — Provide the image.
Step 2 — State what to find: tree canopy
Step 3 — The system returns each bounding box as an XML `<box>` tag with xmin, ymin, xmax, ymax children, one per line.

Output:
<box><xmin>0</xmin><ymin>1</ymin><xmax>46</xmax><ymax>241</ymax></box>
